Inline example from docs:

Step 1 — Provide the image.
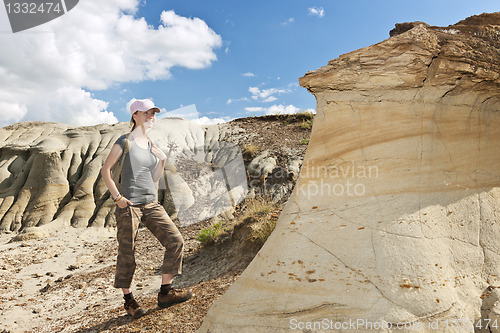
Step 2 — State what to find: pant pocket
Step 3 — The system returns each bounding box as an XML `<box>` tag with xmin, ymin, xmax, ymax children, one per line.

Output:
<box><xmin>115</xmin><ymin>206</ymin><xmax>131</xmax><ymax>219</ymax></box>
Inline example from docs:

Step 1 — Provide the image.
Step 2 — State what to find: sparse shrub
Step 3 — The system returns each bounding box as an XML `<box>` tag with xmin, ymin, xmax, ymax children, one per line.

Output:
<box><xmin>300</xmin><ymin>120</ymin><xmax>312</xmax><ymax>130</ymax></box>
<box><xmin>300</xmin><ymin>139</ymin><xmax>310</xmax><ymax>145</ymax></box>
<box><xmin>197</xmin><ymin>221</ymin><xmax>224</xmax><ymax>246</ymax></box>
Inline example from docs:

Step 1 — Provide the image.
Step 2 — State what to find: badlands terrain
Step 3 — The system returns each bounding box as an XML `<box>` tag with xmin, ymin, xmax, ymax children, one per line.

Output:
<box><xmin>1</xmin><ymin>11</ymin><xmax>500</xmax><ymax>333</ymax></box>
<box><xmin>0</xmin><ymin>114</ymin><xmax>312</xmax><ymax>332</ymax></box>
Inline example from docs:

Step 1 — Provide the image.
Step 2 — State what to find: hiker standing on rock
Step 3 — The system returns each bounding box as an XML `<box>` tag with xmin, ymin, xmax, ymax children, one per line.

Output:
<box><xmin>101</xmin><ymin>99</ymin><xmax>193</xmax><ymax>318</ymax></box>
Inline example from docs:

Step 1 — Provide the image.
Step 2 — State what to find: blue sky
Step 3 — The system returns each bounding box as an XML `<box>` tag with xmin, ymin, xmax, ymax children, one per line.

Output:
<box><xmin>0</xmin><ymin>0</ymin><xmax>498</xmax><ymax>126</ymax></box>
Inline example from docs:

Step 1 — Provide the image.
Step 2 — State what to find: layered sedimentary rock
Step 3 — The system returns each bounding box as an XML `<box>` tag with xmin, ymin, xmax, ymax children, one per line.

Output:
<box><xmin>0</xmin><ymin>116</ymin><xmax>305</xmax><ymax>232</ymax></box>
<box><xmin>0</xmin><ymin>119</ymin><xmax>236</xmax><ymax>231</ymax></box>
<box><xmin>199</xmin><ymin>13</ymin><xmax>500</xmax><ymax>332</ymax></box>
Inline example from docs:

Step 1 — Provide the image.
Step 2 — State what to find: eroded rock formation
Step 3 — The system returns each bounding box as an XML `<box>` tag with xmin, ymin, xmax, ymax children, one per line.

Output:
<box><xmin>199</xmin><ymin>13</ymin><xmax>500</xmax><ymax>332</ymax></box>
<box><xmin>0</xmin><ymin>119</ymin><xmax>234</xmax><ymax>231</ymax></box>
<box><xmin>0</xmin><ymin>116</ymin><xmax>308</xmax><ymax>232</ymax></box>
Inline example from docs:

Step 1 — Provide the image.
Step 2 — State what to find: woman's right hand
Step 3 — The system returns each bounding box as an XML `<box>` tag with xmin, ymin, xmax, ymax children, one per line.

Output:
<box><xmin>116</xmin><ymin>196</ymin><xmax>133</xmax><ymax>208</ymax></box>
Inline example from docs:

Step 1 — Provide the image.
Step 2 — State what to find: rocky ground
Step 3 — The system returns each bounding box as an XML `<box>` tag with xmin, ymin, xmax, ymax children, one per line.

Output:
<box><xmin>0</xmin><ymin>201</ymin><xmax>286</xmax><ymax>333</ymax></box>
<box><xmin>0</xmin><ymin>114</ymin><xmax>311</xmax><ymax>332</ymax></box>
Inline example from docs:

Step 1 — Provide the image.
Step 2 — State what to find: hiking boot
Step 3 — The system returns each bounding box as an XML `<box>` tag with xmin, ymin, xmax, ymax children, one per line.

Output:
<box><xmin>124</xmin><ymin>297</ymin><xmax>146</xmax><ymax>318</ymax></box>
<box><xmin>158</xmin><ymin>288</ymin><xmax>193</xmax><ymax>308</ymax></box>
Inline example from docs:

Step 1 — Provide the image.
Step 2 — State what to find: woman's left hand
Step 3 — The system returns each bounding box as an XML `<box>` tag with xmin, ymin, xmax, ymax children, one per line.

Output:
<box><xmin>151</xmin><ymin>145</ymin><xmax>167</xmax><ymax>161</ymax></box>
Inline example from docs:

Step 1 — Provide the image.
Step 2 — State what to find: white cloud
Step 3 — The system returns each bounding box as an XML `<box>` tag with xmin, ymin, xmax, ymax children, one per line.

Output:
<box><xmin>224</xmin><ymin>41</ymin><xmax>231</xmax><ymax>54</ymax></box>
<box><xmin>158</xmin><ymin>104</ymin><xmax>199</xmax><ymax>121</ymax></box>
<box><xmin>192</xmin><ymin>116</ymin><xmax>232</xmax><ymax>125</ymax></box>
<box><xmin>266</xmin><ymin>104</ymin><xmax>300</xmax><ymax>115</ymax></box>
<box><xmin>227</xmin><ymin>97</ymin><xmax>249</xmax><ymax>104</ymax></box>
<box><xmin>308</xmin><ymin>7</ymin><xmax>325</xmax><ymax>18</ymax></box>
<box><xmin>281</xmin><ymin>18</ymin><xmax>295</xmax><ymax>26</ymax></box>
<box><xmin>156</xmin><ymin>104</ymin><xmax>232</xmax><ymax>126</ymax></box>
<box><xmin>53</xmin><ymin>87</ymin><xmax>117</xmax><ymax>126</ymax></box>
<box><xmin>263</xmin><ymin>96</ymin><xmax>278</xmax><ymax>103</ymax></box>
<box><xmin>242</xmin><ymin>72</ymin><xmax>256</xmax><ymax>77</ymax></box>
<box><xmin>0</xmin><ymin>1</ymin><xmax>222</xmax><ymax>127</ymax></box>
<box><xmin>248</xmin><ymin>87</ymin><xmax>260</xmax><ymax>98</ymax></box>
<box><xmin>249</xmin><ymin>86</ymin><xmax>291</xmax><ymax>102</ymax></box>
<box><xmin>245</xmin><ymin>104</ymin><xmax>314</xmax><ymax>115</ymax></box>
<box><xmin>244</xmin><ymin>107</ymin><xmax>265</xmax><ymax>113</ymax></box>
<box><xmin>0</xmin><ymin>101</ymin><xmax>27</xmax><ymax>124</ymax></box>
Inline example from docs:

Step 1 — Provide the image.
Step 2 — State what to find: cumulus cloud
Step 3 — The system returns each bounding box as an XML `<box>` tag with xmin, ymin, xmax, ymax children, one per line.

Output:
<box><xmin>192</xmin><ymin>116</ymin><xmax>232</xmax><ymax>125</ymax></box>
<box><xmin>308</xmin><ymin>7</ymin><xmax>325</xmax><ymax>18</ymax></box>
<box><xmin>244</xmin><ymin>107</ymin><xmax>265</xmax><ymax>113</ymax></box>
<box><xmin>245</xmin><ymin>104</ymin><xmax>314</xmax><ymax>115</ymax></box>
<box><xmin>0</xmin><ymin>101</ymin><xmax>27</xmax><ymax>124</ymax></box>
<box><xmin>53</xmin><ymin>87</ymin><xmax>117</xmax><ymax>126</ymax></box>
<box><xmin>263</xmin><ymin>96</ymin><xmax>278</xmax><ymax>103</ymax></box>
<box><xmin>233</xmin><ymin>81</ymin><xmax>308</xmax><ymax>113</ymax></box>
<box><xmin>249</xmin><ymin>86</ymin><xmax>291</xmax><ymax>102</ymax></box>
<box><xmin>242</xmin><ymin>72</ymin><xmax>256</xmax><ymax>77</ymax></box>
<box><xmin>266</xmin><ymin>104</ymin><xmax>301</xmax><ymax>115</ymax></box>
<box><xmin>0</xmin><ymin>1</ymin><xmax>222</xmax><ymax>127</ymax></box>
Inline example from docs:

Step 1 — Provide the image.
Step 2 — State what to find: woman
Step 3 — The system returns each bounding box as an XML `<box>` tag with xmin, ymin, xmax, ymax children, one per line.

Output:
<box><xmin>101</xmin><ymin>99</ymin><xmax>192</xmax><ymax>318</ymax></box>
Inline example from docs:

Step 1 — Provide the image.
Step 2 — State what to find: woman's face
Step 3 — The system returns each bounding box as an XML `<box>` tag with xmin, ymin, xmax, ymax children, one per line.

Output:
<box><xmin>133</xmin><ymin>109</ymin><xmax>156</xmax><ymax>129</ymax></box>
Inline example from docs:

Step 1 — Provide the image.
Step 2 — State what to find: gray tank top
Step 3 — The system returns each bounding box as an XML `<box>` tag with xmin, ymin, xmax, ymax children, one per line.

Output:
<box><xmin>115</xmin><ymin>134</ymin><xmax>158</xmax><ymax>205</ymax></box>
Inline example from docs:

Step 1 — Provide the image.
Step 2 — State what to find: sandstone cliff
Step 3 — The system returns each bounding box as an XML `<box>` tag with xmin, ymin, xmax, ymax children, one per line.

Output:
<box><xmin>199</xmin><ymin>13</ymin><xmax>500</xmax><ymax>332</ymax></box>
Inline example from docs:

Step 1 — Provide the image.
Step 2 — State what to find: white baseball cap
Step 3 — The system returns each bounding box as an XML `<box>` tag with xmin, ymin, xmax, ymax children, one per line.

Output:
<box><xmin>129</xmin><ymin>99</ymin><xmax>160</xmax><ymax>115</ymax></box>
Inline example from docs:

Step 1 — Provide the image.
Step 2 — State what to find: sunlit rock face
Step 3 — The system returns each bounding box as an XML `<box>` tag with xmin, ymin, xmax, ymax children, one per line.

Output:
<box><xmin>199</xmin><ymin>13</ymin><xmax>500</xmax><ymax>332</ymax></box>
<box><xmin>0</xmin><ymin>118</ymin><xmax>247</xmax><ymax>231</ymax></box>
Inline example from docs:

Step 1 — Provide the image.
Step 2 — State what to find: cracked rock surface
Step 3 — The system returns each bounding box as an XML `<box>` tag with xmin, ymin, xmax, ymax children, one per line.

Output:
<box><xmin>199</xmin><ymin>13</ymin><xmax>500</xmax><ymax>332</ymax></box>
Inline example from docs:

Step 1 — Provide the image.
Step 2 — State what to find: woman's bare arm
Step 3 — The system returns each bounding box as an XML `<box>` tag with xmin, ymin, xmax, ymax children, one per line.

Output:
<box><xmin>101</xmin><ymin>144</ymin><xmax>133</xmax><ymax>207</ymax></box>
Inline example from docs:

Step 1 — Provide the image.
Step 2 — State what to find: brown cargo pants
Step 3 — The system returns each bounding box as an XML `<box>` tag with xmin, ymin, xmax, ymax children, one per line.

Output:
<box><xmin>114</xmin><ymin>200</ymin><xmax>184</xmax><ymax>289</ymax></box>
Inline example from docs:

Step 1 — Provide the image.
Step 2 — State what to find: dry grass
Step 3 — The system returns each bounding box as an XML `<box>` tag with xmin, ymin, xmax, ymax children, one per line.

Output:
<box><xmin>295</xmin><ymin>110</ymin><xmax>315</xmax><ymax>120</ymax></box>
<box><xmin>242</xmin><ymin>144</ymin><xmax>259</xmax><ymax>160</ymax></box>
<box><xmin>195</xmin><ymin>196</ymin><xmax>282</xmax><ymax>247</ymax></box>
<box><xmin>239</xmin><ymin>196</ymin><xmax>281</xmax><ymax>243</ymax></box>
